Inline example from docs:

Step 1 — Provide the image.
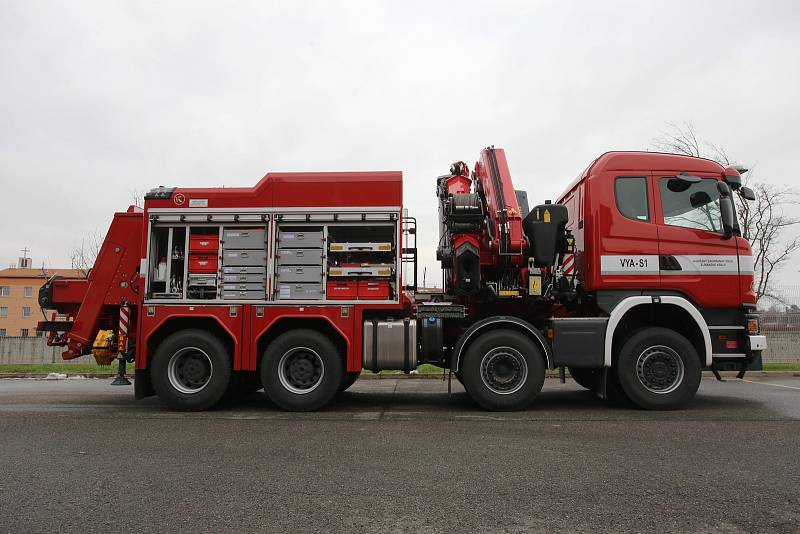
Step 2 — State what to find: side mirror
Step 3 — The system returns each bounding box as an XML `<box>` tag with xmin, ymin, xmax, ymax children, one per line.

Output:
<box><xmin>740</xmin><ymin>186</ymin><xmax>756</xmax><ymax>201</ymax></box>
<box><xmin>689</xmin><ymin>191</ymin><xmax>712</xmax><ymax>208</ymax></box>
<box><xmin>716</xmin><ymin>180</ymin><xmax>731</xmax><ymax>198</ymax></box>
<box><xmin>667</xmin><ymin>173</ymin><xmax>702</xmax><ymax>192</ymax></box>
<box><xmin>719</xmin><ymin>196</ymin><xmax>734</xmax><ymax>239</ymax></box>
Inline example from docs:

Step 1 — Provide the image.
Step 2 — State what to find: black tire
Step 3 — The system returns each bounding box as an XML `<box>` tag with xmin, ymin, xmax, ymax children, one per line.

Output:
<box><xmin>615</xmin><ymin>327</ymin><xmax>702</xmax><ymax>410</ymax></box>
<box><xmin>261</xmin><ymin>329</ymin><xmax>342</xmax><ymax>411</ymax></box>
<box><xmin>151</xmin><ymin>329</ymin><xmax>232</xmax><ymax>411</ymax></box>
<box><xmin>461</xmin><ymin>329</ymin><xmax>546</xmax><ymax>411</ymax></box>
<box><xmin>338</xmin><ymin>371</ymin><xmax>360</xmax><ymax>393</ymax></box>
<box><xmin>568</xmin><ymin>367</ymin><xmax>601</xmax><ymax>390</ymax></box>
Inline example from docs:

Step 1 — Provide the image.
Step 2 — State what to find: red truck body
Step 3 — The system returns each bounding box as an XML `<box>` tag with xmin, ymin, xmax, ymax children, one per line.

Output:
<box><xmin>39</xmin><ymin>147</ymin><xmax>765</xmax><ymax>412</ymax></box>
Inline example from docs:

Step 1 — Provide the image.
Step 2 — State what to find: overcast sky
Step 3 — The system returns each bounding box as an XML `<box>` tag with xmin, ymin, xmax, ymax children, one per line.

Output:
<box><xmin>1</xmin><ymin>0</ymin><xmax>799</xmax><ymax>285</ymax></box>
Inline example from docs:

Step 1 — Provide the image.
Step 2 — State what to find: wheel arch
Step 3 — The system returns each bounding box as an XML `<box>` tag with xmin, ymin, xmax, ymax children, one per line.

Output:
<box><xmin>145</xmin><ymin>316</ymin><xmax>236</xmax><ymax>368</ymax></box>
<box><xmin>255</xmin><ymin>317</ymin><xmax>348</xmax><ymax>372</ymax></box>
<box><xmin>452</xmin><ymin>316</ymin><xmax>552</xmax><ymax>373</ymax></box>
<box><xmin>604</xmin><ymin>296</ymin><xmax>711</xmax><ymax>367</ymax></box>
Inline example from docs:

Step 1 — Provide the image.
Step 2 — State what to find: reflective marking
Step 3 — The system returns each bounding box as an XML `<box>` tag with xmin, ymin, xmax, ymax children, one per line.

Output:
<box><xmin>738</xmin><ymin>379</ymin><xmax>800</xmax><ymax>391</ymax></box>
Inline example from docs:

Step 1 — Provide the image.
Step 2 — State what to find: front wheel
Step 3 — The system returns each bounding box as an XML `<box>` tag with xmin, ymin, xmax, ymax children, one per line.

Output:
<box><xmin>461</xmin><ymin>329</ymin><xmax>546</xmax><ymax>411</ymax></box>
<box><xmin>615</xmin><ymin>327</ymin><xmax>701</xmax><ymax>410</ymax></box>
<box><xmin>261</xmin><ymin>329</ymin><xmax>342</xmax><ymax>411</ymax></box>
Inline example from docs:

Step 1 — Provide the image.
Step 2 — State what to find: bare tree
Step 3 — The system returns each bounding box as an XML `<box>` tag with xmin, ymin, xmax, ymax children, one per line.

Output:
<box><xmin>652</xmin><ymin>122</ymin><xmax>799</xmax><ymax>302</ymax></box>
<box><xmin>70</xmin><ymin>229</ymin><xmax>104</xmax><ymax>278</ymax></box>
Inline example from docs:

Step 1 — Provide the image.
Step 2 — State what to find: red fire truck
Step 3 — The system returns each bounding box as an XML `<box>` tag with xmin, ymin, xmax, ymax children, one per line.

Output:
<box><xmin>38</xmin><ymin>147</ymin><xmax>766</xmax><ymax>411</ymax></box>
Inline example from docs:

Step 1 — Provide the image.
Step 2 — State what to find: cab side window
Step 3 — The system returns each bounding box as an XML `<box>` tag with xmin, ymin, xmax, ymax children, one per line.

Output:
<box><xmin>614</xmin><ymin>177</ymin><xmax>649</xmax><ymax>222</ymax></box>
<box><xmin>659</xmin><ymin>178</ymin><xmax>722</xmax><ymax>233</ymax></box>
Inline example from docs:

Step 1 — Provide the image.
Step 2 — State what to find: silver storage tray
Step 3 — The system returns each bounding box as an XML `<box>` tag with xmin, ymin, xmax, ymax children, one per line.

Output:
<box><xmin>221</xmin><ymin>289</ymin><xmax>265</xmax><ymax>300</ymax></box>
<box><xmin>276</xmin><ymin>248</ymin><xmax>324</xmax><ymax>266</ymax></box>
<box><xmin>187</xmin><ymin>274</ymin><xmax>217</xmax><ymax>287</ymax></box>
<box><xmin>327</xmin><ymin>265</ymin><xmax>394</xmax><ymax>277</ymax></box>
<box><xmin>222</xmin><ymin>266</ymin><xmax>266</xmax><ymax>275</ymax></box>
<box><xmin>221</xmin><ymin>283</ymin><xmax>265</xmax><ymax>292</ymax></box>
<box><xmin>276</xmin><ymin>283</ymin><xmax>324</xmax><ymax>300</ymax></box>
<box><xmin>221</xmin><ymin>273</ymin><xmax>265</xmax><ymax>283</ymax></box>
<box><xmin>275</xmin><ymin>265</ymin><xmax>323</xmax><ymax>283</ymax></box>
<box><xmin>223</xmin><ymin>228</ymin><xmax>267</xmax><ymax>249</ymax></box>
<box><xmin>278</xmin><ymin>230</ymin><xmax>324</xmax><ymax>248</ymax></box>
<box><xmin>329</xmin><ymin>242</ymin><xmax>392</xmax><ymax>252</ymax></box>
<box><xmin>222</xmin><ymin>249</ymin><xmax>267</xmax><ymax>266</ymax></box>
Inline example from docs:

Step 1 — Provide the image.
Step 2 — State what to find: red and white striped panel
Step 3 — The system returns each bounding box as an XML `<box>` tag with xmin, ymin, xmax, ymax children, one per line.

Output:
<box><xmin>562</xmin><ymin>253</ymin><xmax>575</xmax><ymax>275</ymax></box>
<box><xmin>119</xmin><ymin>305</ymin><xmax>129</xmax><ymax>336</ymax></box>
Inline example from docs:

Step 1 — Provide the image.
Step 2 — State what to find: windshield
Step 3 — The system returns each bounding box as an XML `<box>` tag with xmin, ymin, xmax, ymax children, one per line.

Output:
<box><xmin>659</xmin><ymin>177</ymin><xmax>737</xmax><ymax>233</ymax></box>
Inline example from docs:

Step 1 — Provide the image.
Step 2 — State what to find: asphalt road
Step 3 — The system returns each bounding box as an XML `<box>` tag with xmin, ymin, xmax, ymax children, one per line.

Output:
<box><xmin>0</xmin><ymin>376</ymin><xmax>798</xmax><ymax>533</ymax></box>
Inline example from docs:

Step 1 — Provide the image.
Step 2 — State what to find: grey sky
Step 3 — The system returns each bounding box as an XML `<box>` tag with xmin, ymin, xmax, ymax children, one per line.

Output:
<box><xmin>1</xmin><ymin>1</ymin><xmax>799</xmax><ymax>284</ymax></box>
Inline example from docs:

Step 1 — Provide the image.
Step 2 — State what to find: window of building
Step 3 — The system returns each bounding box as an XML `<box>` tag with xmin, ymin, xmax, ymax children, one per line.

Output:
<box><xmin>24</xmin><ymin>286</ymin><xmax>33</xmax><ymax>298</ymax></box>
<box><xmin>614</xmin><ymin>177</ymin><xmax>649</xmax><ymax>221</ymax></box>
<box><xmin>0</xmin><ymin>329</ymin><xmax>6</xmax><ymax>337</ymax></box>
<box><xmin>20</xmin><ymin>328</ymin><xmax>29</xmax><ymax>337</ymax></box>
<box><xmin>0</xmin><ymin>286</ymin><xmax>9</xmax><ymax>297</ymax></box>
<box><xmin>659</xmin><ymin>177</ymin><xmax>723</xmax><ymax>233</ymax></box>
<box><xmin>22</xmin><ymin>306</ymin><xmax>31</xmax><ymax>317</ymax></box>
<box><xmin>0</xmin><ymin>307</ymin><xmax>7</xmax><ymax>317</ymax></box>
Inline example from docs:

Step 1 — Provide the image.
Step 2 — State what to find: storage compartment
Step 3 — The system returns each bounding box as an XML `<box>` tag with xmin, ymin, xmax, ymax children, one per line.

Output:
<box><xmin>221</xmin><ymin>289</ymin><xmax>265</xmax><ymax>300</ymax></box>
<box><xmin>187</xmin><ymin>286</ymin><xmax>217</xmax><ymax>299</ymax></box>
<box><xmin>221</xmin><ymin>273</ymin><xmax>265</xmax><ymax>284</ymax></box>
<box><xmin>327</xmin><ymin>281</ymin><xmax>358</xmax><ymax>300</ymax></box>
<box><xmin>222</xmin><ymin>266</ymin><xmax>266</xmax><ymax>275</ymax></box>
<box><xmin>328</xmin><ymin>264</ymin><xmax>393</xmax><ymax>277</ymax></box>
<box><xmin>362</xmin><ymin>318</ymin><xmax>417</xmax><ymax>371</ymax></box>
<box><xmin>223</xmin><ymin>228</ymin><xmax>267</xmax><ymax>250</ymax></box>
<box><xmin>189</xmin><ymin>234</ymin><xmax>220</xmax><ymax>253</ymax></box>
<box><xmin>221</xmin><ymin>283</ymin><xmax>265</xmax><ymax>292</ymax></box>
<box><xmin>551</xmin><ymin>318</ymin><xmax>608</xmax><ymax>368</ymax></box>
<box><xmin>276</xmin><ymin>265</ymin><xmax>323</xmax><ymax>283</ymax></box>
<box><xmin>358</xmin><ymin>281</ymin><xmax>390</xmax><ymax>300</ymax></box>
<box><xmin>222</xmin><ymin>249</ymin><xmax>267</xmax><ymax>266</ymax></box>
<box><xmin>276</xmin><ymin>248</ymin><xmax>324</xmax><ymax>266</ymax></box>
<box><xmin>188</xmin><ymin>254</ymin><xmax>218</xmax><ymax>273</ymax></box>
<box><xmin>276</xmin><ymin>283</ymin><xmax>324</xmax><ymax>300</ymax></box>
<box><xmin>329</xmin><ymin>242</ymin><xmax>392</xmax><ymax>252</ymax></box>
<box><xmin>278</xmin><ymin>229</ymin><xmax>324</xmax><ymax>248</ymax></box>
<box><xmin>187</xmin><ymin>274</ymin><xmax>217</xmax><ymax>287</ymax></box>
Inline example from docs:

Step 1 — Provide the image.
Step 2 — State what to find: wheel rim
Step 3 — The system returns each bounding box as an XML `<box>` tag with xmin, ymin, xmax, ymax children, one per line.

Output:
<box><xmin>480</xmin><ymin>346</ymin><xmax>528</xmax><ymax>395</ymax></box>
<box><xmin>278</xmin><ymin>347</ymin><xmax>325</xmax><ymax>395</ymax></box>
<box><xmin>636</xmin><ymin>345</ymin><xmax>685</xmax><ymax>394</ymax></box>
<box><xmin>167</xmin><ymin>347</ymin><xmax>213</xmax><ymax>394</ymax></box>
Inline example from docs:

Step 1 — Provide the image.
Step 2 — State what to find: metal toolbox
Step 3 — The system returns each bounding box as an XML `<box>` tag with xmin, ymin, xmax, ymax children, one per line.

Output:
<box><xmin>187</xmin><ymin>274</ymin><xmax>217</xmax><ymax>287</ymax></box>
<box><xmin>277</xmin><ymin>229</ymin><xmax>324</xmax><ymax>248</ymax></box>
<box><xmin>222</xmin><ymin>266</ymin><xmax>266</xmax><ymax>275</ymax></box>
<box><xmin>222</xmin><ymin>228</ymin><xmax>267</xmax><ymax>249</ymax></box>
<box><xmin>221</xmin><ymin>289</ymin><xmax>265</xmax><ymax>300</ymax></box>
<box><xmin>358</xmin><ymin>280</ymin><xmax>390</xmax><ymax>300</ymax></box>
<box><xmin>221</xmin><ymin>282</ymin><xmax>265</xmax><ymax>292</ymax></box>
<box><xmin>276</xmin><ymin>248</ymin><xmax>324</xmax><ymax>266</ymax></box>
<box><xmin>221</xmin><ymin>273</ymin><xmax>265</xmax><ymax>284</ymax></box>
<box><xmin>327</xmin><ymin>281</ymin><xmax>358</xmax><ymax>300</ymax></box>
<box><xmin>327</xmin><ymin>264</ymin><xmax>393</xmax><ymax>277</ymax></box>
<box><xmin>362</xmin><ymin>318</ymin><xmax>417</xmax><ymax>372</ymax></box>
<box><xmin>276</xmin><ymin>283</ymin><xmax>324</xmax><ymax>300</ymax></box>
<box><xmin>275</xmin><ymin>265</ymin><xmax>323</xmax><ymax>283</ymax></box>
<box><xmin>329</xmin><ymin>242</ymin><xmax>392</xmax><ymax>252</ymax></box>
<box><xmin>222</xmin><ymin>249</ymin><xmax>267</xmax><ymax>266</ymax></box>
<box><xmin>188</xmin><ymin>254</ymin><xmax>218</xmax><ymax>273</ymax></box>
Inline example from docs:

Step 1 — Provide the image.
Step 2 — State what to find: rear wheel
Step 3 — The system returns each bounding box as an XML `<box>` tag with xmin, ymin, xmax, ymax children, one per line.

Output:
<box><xmin>461</xmin><ymin>329</ymin><xmax>546</xmax><ymax>411</ymax></box>
<box><xmin>151</xmin><ymin>329</ymin><xmax>232</xmax><ymax>411</ymax></box>
<box><xmin>261</xmin><ymin>329</ymin><xmax>342</xmax><ymax>411</ymax></box>
<box><xmin>615</xmin><ymin>327</ymin><xmax>701</xmax><ymax>410</ymax></box>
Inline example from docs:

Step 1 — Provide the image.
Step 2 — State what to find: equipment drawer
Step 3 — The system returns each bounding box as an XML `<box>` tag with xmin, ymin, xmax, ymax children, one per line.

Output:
<box><xmin>221</xmin><ymin>282</ymin><xmax>265</xmax><ymax>292</ymax></box>
<box><xmin>358</xmin><ymin>281</ymin><xmax>390</xmax><ymax>300</ymax></box>
<box><xmin>188</xmin><ymin>254</ymin><xmax>218</xmax><ymax>273</ymax></box>
<box><xmin>276</xmin><ymin>248</ymin><xmax>324</xmax><ymax>266</ymax></box>
<box><xmin>222</xmin><ymin>228</ymin><xmax>267</xmax><ymax>250</ymax></box>
<box><xmin>278</xmin><ymin>230</ymin><xmax>324</xmax><ymax>248</ymax></box>
<box><xmin>329</xmin><ymin>242</ymin><xmax>392</xmax><ymax>252</ymax></box>
<box><xmin>221</xmin><ymin>273</ymin><xmax>265</xmax><ymax>284</ymax></box>
<box><xmin>276</xmin><ymin>283</ymin><xmax>324</xmax><ymax>300</ymax></box>
<box><xmin>189</xmin><ymin>235</ymin><xmax>220</xmax><ymax>253</ymax></box>
<box><xmin>221</xmin><ymin>289</ymin><xmax>265</xmax><ymax>300</ymax></box>
<box><xmin>222</xmin><ymin>249</ymin><xmax>267</xmax><ymax>266</ymax></box>
<box><xmin>187</xmin><ymin>274</ymin><xmax>217</xmax><ymax>287</ymax></box>
<box><xmin>222</xmin><ymin>266</ymin><xmax>266</xmax><ymax>275</ymax></box>
<box><xmin>276</xmin><ymin>265</ymin><xmax>323</xmax><ymax>283</ymax></box>
<box><xmin>327</xmin><ymin>265</ymin><xmax>393</xmax><ymax>277</ymax></box>
<box><xmin>327</xmin><ymin>281</ymin><xmax>358</xmax><ymax>300</ymax></box>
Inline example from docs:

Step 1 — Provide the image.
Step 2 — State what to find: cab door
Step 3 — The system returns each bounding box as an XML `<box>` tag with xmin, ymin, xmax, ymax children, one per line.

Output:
<box><xmin>654</xmin><ymin>174</ymin><xmax>740</xmax><ymax>308</ymax></box>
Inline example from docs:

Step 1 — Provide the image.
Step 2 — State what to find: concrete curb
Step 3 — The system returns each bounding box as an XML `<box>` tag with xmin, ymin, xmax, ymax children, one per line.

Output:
<box><xmin>2</xmin><ymin>371</ymin><xmax>799</xmax><ymax>380</ymax></box>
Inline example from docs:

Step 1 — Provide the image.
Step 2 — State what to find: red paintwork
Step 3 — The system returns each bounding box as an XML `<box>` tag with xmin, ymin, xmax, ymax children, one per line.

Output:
<box><xmin>327</xmin><ymin>281</ymin><xmax>358</xmax><ymax>299</ymax></box>
<box><xmin>358</xmin><ymin>281</ymin><xmax>390</xmax><ymax>300</ymax></box>
<box><xmin>187</xmin><ymin>254</ymin><xmax>218</xmax><ymax>273</ymax></box>
<box><xmin>189</xmin><ymin>235</ymin><xmax>220</xmax><ymax>253</ymax></box>
<box><xmin>474</xmin><ymin>148</ymin><xmax>526</xmax><ymax>261</ymax></box>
